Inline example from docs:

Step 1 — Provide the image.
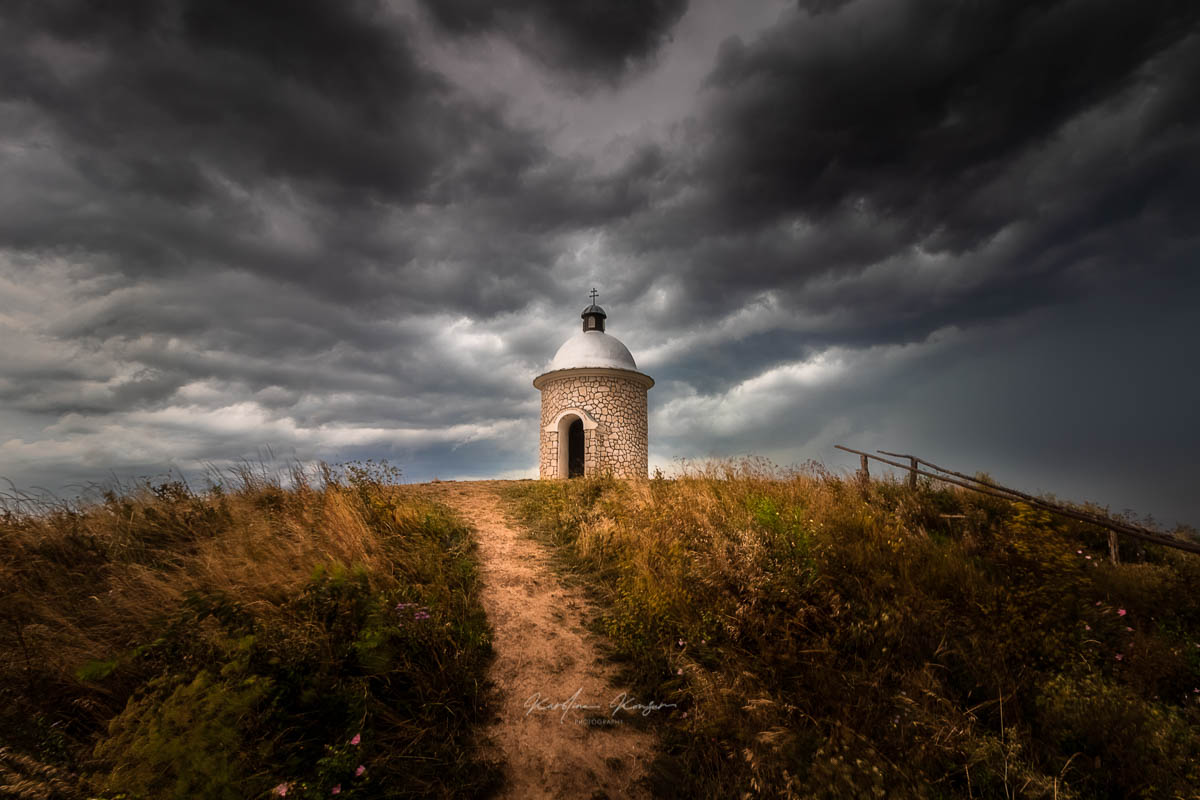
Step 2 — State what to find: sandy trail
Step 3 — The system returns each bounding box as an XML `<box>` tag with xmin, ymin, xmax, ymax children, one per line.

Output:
<box><xmin>416</xmin><ymin>481</ymin><xmax>655</xmax><ymax>800</ymax></box>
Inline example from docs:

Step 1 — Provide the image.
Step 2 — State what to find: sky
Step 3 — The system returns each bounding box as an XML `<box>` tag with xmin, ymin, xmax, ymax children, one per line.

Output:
<box><xmin>1</xmin><ymin>0</ymin><xmax>1198</xmax><ymax>527</ymax></box>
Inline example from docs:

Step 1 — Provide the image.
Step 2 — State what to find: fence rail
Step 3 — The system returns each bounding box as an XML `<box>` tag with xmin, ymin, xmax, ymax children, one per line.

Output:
<box><xmin>834</xmin><ymin>445</ymin><xmax>1200</xmax><ymax>557</ymax></box>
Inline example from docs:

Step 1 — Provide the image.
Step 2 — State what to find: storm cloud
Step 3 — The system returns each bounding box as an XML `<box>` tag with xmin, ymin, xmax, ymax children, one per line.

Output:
<box><xmin>416</xmin><ymin>0</ymin><xmax>689</xmax><ymax>81</ymax></box>
<box><xmin>1</xmin><ymin>0</ymin><xmax>1198</xmax><ymax>526</ymax></box>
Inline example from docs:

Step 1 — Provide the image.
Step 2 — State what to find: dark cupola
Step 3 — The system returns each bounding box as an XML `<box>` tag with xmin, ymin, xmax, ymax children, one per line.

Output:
<box><xmin>581</xmin><ymin>287</ymin><xmax>607</xmax><ymax>332</ymax></box>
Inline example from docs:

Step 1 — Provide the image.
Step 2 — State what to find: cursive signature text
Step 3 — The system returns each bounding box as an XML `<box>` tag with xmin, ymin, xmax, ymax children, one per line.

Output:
<box><xmin>610</xmin><ymin>692</ymin><xmax>678</xmax><ymax>717</ymax></box>
<box><xmin>524</xmin><ymin>688</ymin><xmax>602</xmax><ymax>723</ymax></box>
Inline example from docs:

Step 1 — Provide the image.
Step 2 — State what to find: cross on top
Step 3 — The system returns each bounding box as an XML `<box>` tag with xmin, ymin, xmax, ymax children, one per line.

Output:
<box><xmin>589</xmin><ymin>288</ymin><xmax>599</xmax><ymax>304</ymax></box>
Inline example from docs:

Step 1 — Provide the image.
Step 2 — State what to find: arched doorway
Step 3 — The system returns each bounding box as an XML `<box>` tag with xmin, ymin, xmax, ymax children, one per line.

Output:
<box><xmin>549</xmin><ymin>408</ymin><xmax>597</xmax><ymax>479</ymax></box>
<box><xmin>567</xmin><ymin>418</ymin><xmax>584</xmax><ymax>478</ymax></box>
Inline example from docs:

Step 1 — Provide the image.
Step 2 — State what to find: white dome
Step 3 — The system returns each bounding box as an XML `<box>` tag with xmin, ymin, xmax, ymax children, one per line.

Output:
<box><xmin>545</xmin><ymin>330</ymin><xmax>638</xmax><ymax>372</ymax></box>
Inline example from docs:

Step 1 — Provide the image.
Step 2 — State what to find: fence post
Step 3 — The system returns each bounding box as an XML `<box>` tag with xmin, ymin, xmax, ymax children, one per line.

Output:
<box><xmin>1108</xmin><ymin>530</ymin><xmax>1120</xmax><ymax>565</ymax></box>
<box><xmin>909</xmin><ymin>457</ymin><xmax>918</xmax><ymax>490</ymax></box>
<box><xmin>860</xmin><ymin>454</ymin><xmax>869</xmax><ymax>481</ymax></box>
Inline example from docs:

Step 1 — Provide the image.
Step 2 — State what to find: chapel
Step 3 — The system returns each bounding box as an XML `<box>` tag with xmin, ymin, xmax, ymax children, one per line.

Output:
<box><xmin>533</xmin><ymin>292</ymin><xmax>653</xmax><ymax>478</ymax></box>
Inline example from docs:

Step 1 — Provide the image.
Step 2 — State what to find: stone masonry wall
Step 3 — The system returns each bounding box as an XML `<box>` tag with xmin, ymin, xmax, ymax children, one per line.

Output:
<box><xmin>539</xmin><ymin>371</ymin><xmax>648</xmax><ymax>479</ymax></box>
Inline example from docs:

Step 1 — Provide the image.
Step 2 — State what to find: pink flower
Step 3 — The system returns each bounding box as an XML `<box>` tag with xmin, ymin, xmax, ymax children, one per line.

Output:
<box><xmin>275</xmin><ymin>784</ymin><xmax>289</xmax><ymax>797</ymax></box>
<box><xmin>355</xmin><ymin>765</ymin><xmax>365</xmax><ymax>777</ymax></box>
<box><xmin>1084</xmin><ymin>624</ymin><xmax>1091</xmax><ymax>631</ymax></box>
<box><xmin>1076</xmin><ymin>549</ymin><xmax>1083</xmax><ymax>554</ymax></box>
<box><xmin>331</xmin><ymin>786</ymin><xmax>341</xmax><ymax>796</ymax></box>
<box><xmin>1117</xmin><ymin>609</ymin><xmax>1127</xmax><ymax>616</ymax></box>
<box><xmin>1095</xmin><ymin>601</ymin><xmax>1102</xmax><ymax>606</ymax></box>
<box><xmin>676</xmin><ymin>668</ymin><xmax>683</xmax><ymax>675</ymax></box>
<box><xmin>1085</xmin><ymin>555</ymin><xmax>1092</xmax><ymax>560</ymax></box>
<box><xmin>350</xmin><ymin>733</ymin><xmax>361</xmax><ymax>746</ymax></box>
<box><xmin>678</xmin><ymin>639</ymin><xmax>685</xmax><ymax>647</ymax></box>
<box><xmin>1115</xmin><ymin>654</ymin><xmax>1124</xmax><ymax>661</ymax></box>
<box><xmin>681</xmin><ymin>711</ymin><xmax>688</xmax><ymax>718</ymax></box>
<box><xmin>1125</xmin><ymin>626</ymin><xmax>1133</xmax><ymax>632</ymax></box>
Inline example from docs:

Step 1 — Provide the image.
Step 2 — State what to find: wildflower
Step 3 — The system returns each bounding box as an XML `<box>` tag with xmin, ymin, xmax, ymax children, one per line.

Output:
<box><xmin>681</xmin><ymin>712</ymin><xmax>688</xmax><ymax>719</ymax></box>
<box><xmin>1125</xmin><ymin>626</ymin><xmax>1133</xmax><ymax>632</ymax></box>
<box><xmin>331</xmin><ymin>786</ymin><xmax>341</xmax><ymax>796</ymax></box>
<box><xmin>414</xmin><ymin>610</ymin><xmax>431</xmax><ymax>621</ymax></box>
<box><xmin>1076</xmin><ymin>549</ymin><xmax>1083</xmax><ymax>554</ymax></box>
<box><xmin>701</xmin><ymin>640</ymin><xmax>707</xmax><ymax>645</ymax></box>
<box><xmin>1115</xmin><ymin>654</ymin><xmax>1124</xmax><ymax>661</ymax></box>
<box><xmin>275</xmin><ymin>784</ymin><xmax>290</xmax><ymax>797</ymax></box>
<box><xmin>1095</xmin><ymin>601</ymin><xmax>1102</xmax><ymax>606</ymax></box>
<box><xmin>350</xmin><ymin>733</ymin><xmax>361</xmax><ymax>746</ymax></box>
<box><xmin>355</xmin><ymin>765</ymin><xmax>366</xmax><ymax>777</ymax></box>
<box><xmin>1084</xmin><ymin>624</ymin><xmax>1091</xmax><ymax>631</ymax></box>
<box><xmin>1085</xmin><ymin>555</ymin><xmax>1092</xmax><ymax>560</ymax></box>
<box><xmin>1117</xmin><ymin>608</ymin><xmax>1127</xmax><ymax>616</ymax></box>
<box><xmin>677</xmin><ymin>668</ymin><xmax>683</xmax><ymax>676</ymax></box>
<box><xmin>678</xmin><ymin>639</ymin><xmax>685</xmax><ymax>647</ymax></box>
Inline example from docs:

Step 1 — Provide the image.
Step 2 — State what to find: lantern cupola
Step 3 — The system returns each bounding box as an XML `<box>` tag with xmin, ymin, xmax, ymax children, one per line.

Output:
<box><xmin>581</xmin><ymin>288</ymin><xmax>607</xmax><ymax>332</ymax></box>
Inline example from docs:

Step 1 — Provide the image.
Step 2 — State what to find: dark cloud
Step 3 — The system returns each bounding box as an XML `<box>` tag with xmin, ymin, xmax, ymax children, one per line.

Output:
<box><xmin>649</xmin><ymin>270</ymin><xmax>1200</xmax><ymax>523</ymax></box>
<box><xmin>602</xmin><ymin>1</ymin><xmax>1200</xmax><ymax>365</ymax></box>
<box><xmin>1</xmin><ymin>0</ymin><xmax>447</xmax><ymax>290</ymax></box>
<box><xmin>702</xmin><ymin>0</ymin><xmax>1200</xmax><ymax>236</ymax></box>
<box><xmin>0</xmin><ymin>0</ymin><xmax>1198</xmax><ymax>528</ymax></box>
<box><xmin>417</xmin><ymin>0</ymin><xmax>688</xmax><ymax>81</ymax></box>
<box><xmin>0</xmin><ymin>0</ymin><xmax>659</xmax><ymax>318</ymax></box>
<box><xmin>797</xmin><ymin>0</ymin><xmax>854</xmax><ymax>14</ymax></box>
<box><xmin>4</xmin><ymin>0</ymin><xmax>439</xmax><ymax>194</ymax></box>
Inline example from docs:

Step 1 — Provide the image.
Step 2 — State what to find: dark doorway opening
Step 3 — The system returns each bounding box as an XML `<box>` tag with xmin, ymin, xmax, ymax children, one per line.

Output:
<box><xmin>567</xmin><ymin>418</ymin><xmax>585</xmax><ymax>478</ymax></box>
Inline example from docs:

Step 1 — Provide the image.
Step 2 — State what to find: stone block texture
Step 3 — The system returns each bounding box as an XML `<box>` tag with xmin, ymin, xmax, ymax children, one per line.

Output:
<box><xmin>539</xmin><ymin>371</ymin><xmax>648</xmax><ymax>478</ymax></box>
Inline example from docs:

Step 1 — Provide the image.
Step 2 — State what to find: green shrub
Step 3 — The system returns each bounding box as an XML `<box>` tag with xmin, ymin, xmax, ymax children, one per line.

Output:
<box><xmin>95</xmin><ymin>668</ymin><xmax>272</xmax><ymax>799</ymax></box>
<box><xmin>1037</xmin><ymin>672</ymin><xmax>1200</xmax><ymax>797</ymax></box>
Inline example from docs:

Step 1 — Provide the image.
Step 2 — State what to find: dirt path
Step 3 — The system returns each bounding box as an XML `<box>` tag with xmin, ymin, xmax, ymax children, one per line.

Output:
<box><xmin>417</xmin><ymin>481</ymin><xmax>656</xmax><ymax>800</ymax></box>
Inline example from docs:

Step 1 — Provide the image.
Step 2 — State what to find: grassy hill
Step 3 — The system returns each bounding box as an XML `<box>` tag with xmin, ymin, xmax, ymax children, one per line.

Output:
<box><xmin>3</xmin><ymin>458</ymin><xmax>1199</xmax><ymax>799</ymax></box>
<box><xmin>507</xmin><ymin>461</ymin><xmax>1200</xmax><ymax>799</ymax></box>
<box><xmin>0</xmin><ymin>463</ymin><xmax>500</xmax><ymax>799</ymax></box>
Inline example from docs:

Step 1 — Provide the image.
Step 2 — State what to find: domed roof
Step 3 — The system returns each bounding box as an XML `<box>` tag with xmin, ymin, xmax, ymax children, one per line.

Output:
<box><xmin>545</xmin><ymin>330</ymin><xmax>638</xmax><ymax>372</ymax></box>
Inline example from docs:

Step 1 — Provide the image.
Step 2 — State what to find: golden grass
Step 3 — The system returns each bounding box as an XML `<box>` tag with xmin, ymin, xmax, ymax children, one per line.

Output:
<box><xmin>0</xmin><ymin>464</ymin><xmax>499</xmax><ymax>799</ymax></box>
<box><xmin>508</xmin><ymin>459</ymin><xmax>1200</xmax><ymax>799</ymax></box>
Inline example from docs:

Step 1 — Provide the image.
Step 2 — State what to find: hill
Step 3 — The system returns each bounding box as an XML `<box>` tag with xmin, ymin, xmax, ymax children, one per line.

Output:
<box><xmin>507</xmin><ymin>461</ymin><xmax>1200</xmax><ymax>799</ymax></box>
<box><xmin>3</xmin><ymin>460</ymin><xmax>1199</xmax><ymax>799</ymax></box>
<box><xmin>0</xmin><ymin>463</ymin><xmax>500</xmax><ymax>799</ymax></box>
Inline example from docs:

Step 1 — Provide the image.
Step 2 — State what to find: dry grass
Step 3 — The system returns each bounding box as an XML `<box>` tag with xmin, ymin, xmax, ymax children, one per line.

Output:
<box><xmin>508</xmin><ymin>459</ymin><xmax>1200</xmax><ymax>799</ymax></box>
<box><xmin>0</xmin><ymin>463</ymin><xmax>500</xmax><ymax>799</ymax></box>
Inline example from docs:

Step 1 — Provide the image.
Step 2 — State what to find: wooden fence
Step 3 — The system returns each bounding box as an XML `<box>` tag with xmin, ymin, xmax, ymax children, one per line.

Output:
<box><xmin>834</xmin><ymin>445</ymin><xmax>1200</xmax><ymax>557</ymax></box>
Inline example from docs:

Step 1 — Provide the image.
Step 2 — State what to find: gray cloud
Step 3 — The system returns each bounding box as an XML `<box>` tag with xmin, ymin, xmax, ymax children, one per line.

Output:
<box><xmin>415</xmin><ymin>0</ymin><xmax>689</xmax><ymax>83</ymax></box>
<box><xmin>607</xmin><ymin>1</ymin><xmax>1200</xmax><ymax>378</ymax></box>
<box><xmin>0</xmin><ymin>0</ymin><xmax>1198</xmax><ymax>527</ymax></box>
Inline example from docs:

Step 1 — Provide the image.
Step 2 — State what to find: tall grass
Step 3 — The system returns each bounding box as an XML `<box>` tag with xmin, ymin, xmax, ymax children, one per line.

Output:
<box><xmin>0</xmin><ymin>462</ymin><xmax>500</xmax><ymax>799</ymax></box>
<box><xmin>507</xmin><ymin>459</ymin><xmax>1200</xmax><ymax>799</ymax></box>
